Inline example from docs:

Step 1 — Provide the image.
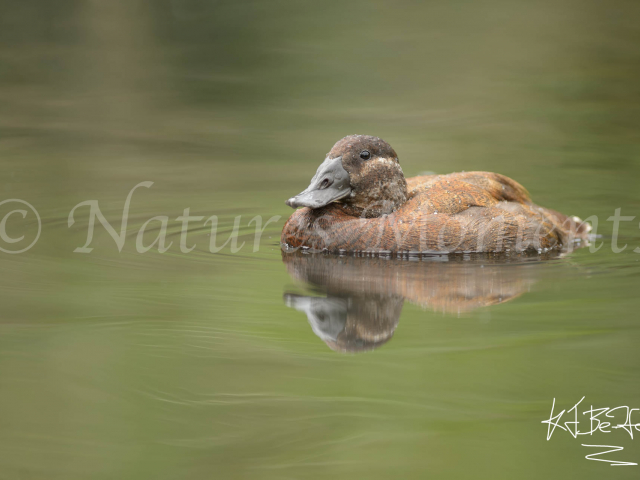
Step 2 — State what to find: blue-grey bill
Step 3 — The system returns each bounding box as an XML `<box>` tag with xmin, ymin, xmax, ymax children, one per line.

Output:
<box><xmin>286</xmin><ymin>156</ymin><xmax>351</xmax><ymax>209</ymax></box>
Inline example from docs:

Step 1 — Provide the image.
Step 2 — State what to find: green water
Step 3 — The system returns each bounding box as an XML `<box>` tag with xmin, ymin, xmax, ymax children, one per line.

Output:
<box><xmin>2</xmin><ymin>0</ymin><xmax>640</xmax><ymax>478</ymax></box>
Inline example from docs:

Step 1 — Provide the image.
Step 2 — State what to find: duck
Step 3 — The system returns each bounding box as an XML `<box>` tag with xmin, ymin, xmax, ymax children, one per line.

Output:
<box><xmin>281</xmin><ymin>135</ymin><xmax>591</xmax><ymax>254</ymax></box>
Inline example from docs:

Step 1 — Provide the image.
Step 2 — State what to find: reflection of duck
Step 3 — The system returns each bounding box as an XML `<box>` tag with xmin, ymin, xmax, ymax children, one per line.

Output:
<box><xmin>283</xmin><ymin>252</ymin><xmax>550</xmax><ymax>352</ymax></box>
<box><xmin>282</xmin><ymin>135</ymin><xmax>590</xmax><ymax>254</ymax></box>
<box><xmin>284</xmin><ymin>294</ymin><xmax>401</xmax><ymax>353</ymax></box>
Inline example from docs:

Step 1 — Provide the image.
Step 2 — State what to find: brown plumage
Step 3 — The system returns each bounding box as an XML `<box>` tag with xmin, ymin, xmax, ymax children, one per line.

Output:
<box><xmin>282</xmin><ymin>135</ymin><xmax>590</xmax><ymax>254</ymax></box>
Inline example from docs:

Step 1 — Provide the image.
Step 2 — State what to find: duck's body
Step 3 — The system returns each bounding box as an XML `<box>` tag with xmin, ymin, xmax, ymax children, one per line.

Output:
<box><xmin>281</xmin><ymin>135</ymin><xmax>589</xmax><ymax>254</ymax></box>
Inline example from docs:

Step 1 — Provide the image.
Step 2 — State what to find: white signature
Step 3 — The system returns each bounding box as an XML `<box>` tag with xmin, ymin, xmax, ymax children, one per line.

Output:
<box><xmin>542</xmin><ymin>397</ymin><xmax>640</xmax><ymax>466</ymax></box>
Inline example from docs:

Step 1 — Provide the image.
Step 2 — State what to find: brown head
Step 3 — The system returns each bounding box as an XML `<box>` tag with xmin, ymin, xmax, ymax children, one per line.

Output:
<box><xmin>285</xmin><ymin>135</ymin><xmax>408</xmax><ymax>218</ymax></box>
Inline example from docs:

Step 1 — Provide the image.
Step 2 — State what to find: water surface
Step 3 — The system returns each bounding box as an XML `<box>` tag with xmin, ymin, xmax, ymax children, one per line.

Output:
<box><xmin>1</xmin><ymin>0</ymin><xmax>640</xmax><ymax>478</ymax></box>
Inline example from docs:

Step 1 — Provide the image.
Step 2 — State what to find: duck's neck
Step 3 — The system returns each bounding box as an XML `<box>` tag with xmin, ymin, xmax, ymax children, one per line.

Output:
<box><xmin>340</xmin><ymin>177</ymin><xmax>408</xmax><ymax>218</ymax></box>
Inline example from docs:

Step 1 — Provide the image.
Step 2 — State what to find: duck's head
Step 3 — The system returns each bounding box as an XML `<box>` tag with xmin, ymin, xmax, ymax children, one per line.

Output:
<box><xmin>286</xmin><ymin>135</ymin><xmax>408</xmax><ymax>217</ymax></box>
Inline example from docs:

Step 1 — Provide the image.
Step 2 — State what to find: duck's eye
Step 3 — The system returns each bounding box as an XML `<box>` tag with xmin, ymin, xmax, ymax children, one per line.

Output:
<box><xmin>360</xmin><ymin>150</ymin><xmax>371</xmax><ymax>160</ymax></box>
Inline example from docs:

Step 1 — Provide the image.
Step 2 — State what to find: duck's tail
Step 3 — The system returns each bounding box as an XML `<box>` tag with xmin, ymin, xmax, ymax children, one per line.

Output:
<box><xmin>571</xmin><ymin>215</ymin><xmax>593</xmax><ymax>236</ymax></box>
<box><xmin>539</xmin><ymin>208</ymin><xmax>592</xmax><ymax>250</ymax></box>
<box><xmin>553</xmin><ymin>211</ymin><xmax>594</xmax><ymax>249</ymax></box>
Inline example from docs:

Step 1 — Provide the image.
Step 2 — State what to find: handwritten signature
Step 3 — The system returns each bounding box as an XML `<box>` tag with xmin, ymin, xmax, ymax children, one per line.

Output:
<box><xmin>542</xmin><ymin>397</ymin><xmax>640</xmax><ymax>466</ymax></box>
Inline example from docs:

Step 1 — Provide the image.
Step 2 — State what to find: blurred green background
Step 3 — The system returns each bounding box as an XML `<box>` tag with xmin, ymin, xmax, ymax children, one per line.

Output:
<box><xmin>1</xmin><ymin>0</ymin><xmax>640</xmax><ymax>478</ymax></box>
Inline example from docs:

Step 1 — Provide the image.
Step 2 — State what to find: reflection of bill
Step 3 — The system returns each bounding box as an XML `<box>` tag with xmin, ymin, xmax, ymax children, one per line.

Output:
<box><xmin>0</xmin><ymin>199</ymin><xmax>41</xmax><ymax>254</ymax></box>
<box><xmin>285</xmin><ymin>296</ymin><xmax>348</xmax><ymax>343</ymax></box>
<box><xmin>283</xmin><ymin>251</ymin><xmax>551</xmax><ymax>353</ymax></box>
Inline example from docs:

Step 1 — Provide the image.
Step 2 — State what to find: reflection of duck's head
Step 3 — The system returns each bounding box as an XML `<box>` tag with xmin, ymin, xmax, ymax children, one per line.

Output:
<box><xmin>285</xmin><ymin>135</ymin><xmax>408</xmax><ymax>217</ymax></box>
<box><xmin>284</xmin><ymin>293</ymin><xmax>401</xmax><ymax>353</ymax></box>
